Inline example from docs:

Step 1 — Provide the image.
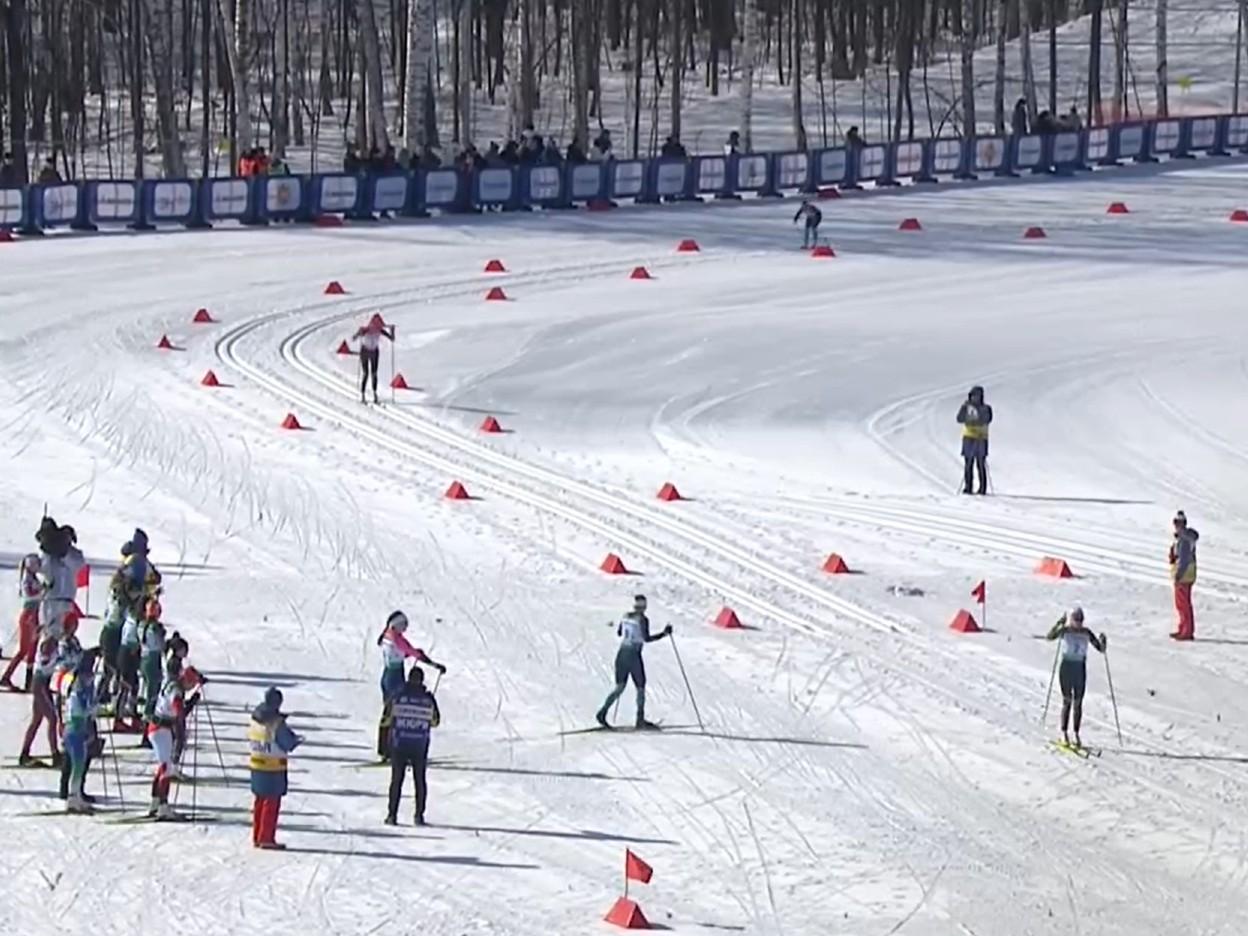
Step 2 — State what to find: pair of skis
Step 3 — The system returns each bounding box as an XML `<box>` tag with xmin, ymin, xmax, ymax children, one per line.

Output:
<box><xmin>1049</xmin><ymin>739</ymin><xmax>1102</xmax><ymax>759</ymax></box>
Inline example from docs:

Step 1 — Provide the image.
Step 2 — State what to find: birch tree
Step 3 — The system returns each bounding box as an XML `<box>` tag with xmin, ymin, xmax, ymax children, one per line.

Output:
<box><xmin>402</xmin><ymin>0</ymin><xmax>435</xmax><ymax>152</ymax></box>
<box><xmin>1155</xmin><ymin>0</ymin><xmax>1168</xmax><ymax>117</ymax></box>
<box><xmin>740</xmin><ymin>0</ymin><xmax>758</xmax><ymax>151</ymax></box>
<box><xmin>142</xmin><ymin>0</ymin><xmax>187</xmax><ymax>176</ymax></box>
<box><xmin>993</xmin><ymin>0</ymin><xmax>1009</xmax><ymax>133</ymax></box>
<box><xmin>216</xmin><ymin>0</ymin><xmax>254</xmax><ymax>150</ymax></box>
<box><xmin>960</xmin><ymin>0</ymin><xmax>978</xmax><ymax>136</ymax></box>
<box><xmin>1020</xmin><ymin>0</ymin><xmax>1039</xmax><ymax>118</ymax></box>
<box><xmin>356</xmin><ymin>0</ymin><xmax>390</xmax><ymax>150</ymax></box>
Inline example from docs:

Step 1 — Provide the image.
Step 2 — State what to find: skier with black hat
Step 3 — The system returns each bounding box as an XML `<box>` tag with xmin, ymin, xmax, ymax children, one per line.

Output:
<box><xmin>595</xmin><ymin>595</ymin><xmax>671</xmax><ymax>731</ymax></box>
<box><xmin>385</xmin><ymin>665</ymin><xmax>441</xmax><ymax>826</ymax></box>
<box><xmin>1045</xmin><ymin>607</ymin><xmax>1107</xmax><ymax>751</ymax></box>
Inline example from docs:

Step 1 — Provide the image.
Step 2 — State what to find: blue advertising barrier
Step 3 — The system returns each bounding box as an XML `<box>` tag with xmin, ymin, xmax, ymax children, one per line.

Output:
<box><xmin>2</xmin><ymin>114</ymin><xmax>1246</xmax><ymax>235</ymax></box>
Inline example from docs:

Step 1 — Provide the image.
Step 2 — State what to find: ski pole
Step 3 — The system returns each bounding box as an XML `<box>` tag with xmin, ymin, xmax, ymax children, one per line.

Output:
<box><xmin>432</xmin><ymin>670</ymin><xmax>442</xmax><ymax>695</ymax></box>
<box><xmin>390</xmin><ymin>324</ymin><xmax>397</xmax><ymax>404</ymax></box>
<box><xmin>669</xmin><ymin>633</ymin><xmax>704</xmax><ymax>732</ymax></box>
<box><xmin>1103</xmin><ymin>649</ymin><xmax>1124</xmax><ymax>747</ymax></box>
<box><xmin>1040</xmin><ymin>639</ymin><xmax>1061</xmax><ymax>726</ymax></box>
<box><xmin>106</xmin><ymin>728</ymin><xmax>126</xmax><ymax>813</ymax></box>
<box><xmin>201</xmin><ymin>693</ymin><xmax>232</xmax><ymax>786</ymax></box>
<box><xmin>191</xmin><ymin>703</ymin><xmax>199</xmax><ymax>822</ymax></box>
<box><xmin>96</xmin><ymin>719</ymin><xmax>109</xmax><ymax>803</ymax></box>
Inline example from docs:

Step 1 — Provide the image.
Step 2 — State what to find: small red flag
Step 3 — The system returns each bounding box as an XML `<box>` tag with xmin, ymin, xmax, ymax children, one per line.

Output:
<box><xmin>625</xmin><ymin>850</ymin><xmax>653</xmax><ymax>884</ymax></box>
<box><xmin>971</xmin><ymin>580</ymin><xmax>985</xmax><ymax>604</ymax></box>
<box><xmin>76</xmin><ymin>564</ymin><xmax>91</xmax><ymax>589</ymax></box>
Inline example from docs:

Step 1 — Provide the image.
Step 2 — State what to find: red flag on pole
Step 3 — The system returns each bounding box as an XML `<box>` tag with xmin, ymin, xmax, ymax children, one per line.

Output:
<box><xmin>971</xmin><ymin>581</ymin><xmax>985</xmax><ymax>604</ymax></box>
<box><xmin>76</xmin><ymin>564</ymin><xmax>91</xmax><ymax>589</ymax></box>
<box><xmin>625</xmin><ymin>850</ymin><xmax>653</xmax><ymax>885</ymax></box>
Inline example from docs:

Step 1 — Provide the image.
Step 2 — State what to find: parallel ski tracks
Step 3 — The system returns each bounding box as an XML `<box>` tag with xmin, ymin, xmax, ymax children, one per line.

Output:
<box><xmin>214</xmin><ymin>261</ymin><xmax>1248</xmax><ymax>817</ymax></box>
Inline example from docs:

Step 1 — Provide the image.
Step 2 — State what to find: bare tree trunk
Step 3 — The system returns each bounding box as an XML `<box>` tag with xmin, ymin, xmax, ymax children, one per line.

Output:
<box><xmin>791</xmin><ymin>0</ymin><xmax>805</xmax><ymax>148</ymax></box>
<box><xmin>273</xmin><ymin>0</ymin><xmax>289</xmax><ymax>154</ymax></box>
<box><xmin>1155</xmin><ymin>0</ymin><xmax>1168</xmax><ymax>117</ymax></box>
<box><xmin>993</xmin><ymin>0</ymin><xmax>1008</xmax><ymax>133</ymax></box>
<box><xmin>571</xmin><ymin>0</ymin><xmax>590</xmax><ymax>148</ymax></box>
<box><xmin>402</xmin><ymin>0</ymin><xmax>435</xmax><ymax>151</ymax></box>
<box><xmin>356</xmin><ymin>0</ymin><xmax>390</xmax><ymax>150</ymax></box>
<box><xmin>318</xmin><ymin>0</ymin><xmax>334</xmax><ymax>116</ymax></box>
<box><xmin>1020</xmin><ymin>0</ymin><xmax>1038</xmax><ymax>117</ymax></box>
<box><xmin>4</xmin><ymin>0</ymin><xmax>30</xmax><ymax>181</ymax></box>
<box><xmin>519</xmin><ymin>0</ymin><xmax>535</xmax><ymax>127</ymax></box>
<box><xmin>1088</xmin><ymin>0</ymin><xmax>1103</xmax><ymax>123</ymax></box>
<box><xmin>740</xmin><ymin>0</ymin><xmax>757</xmax><ymax>150</ymax></box>
<box><xmin>1113</xmin><ymin>0</ymin><xmax>1127</xmax><ymax>120</ymax></box>
<box><xmin>669</xmin><ymin>0</ymin><xmax>682</xmax><ymax>141</ymax></box>
<box><xmin>142</xmin><ymin>0</ymin><xmax>187</xmax><ymax>175</ymax></box>
<box><xmin>960</xmin><ymin>0</ymin><xmax>977</xmax><ymax>135</ymax></box>
<box><xmin>456</xmin><ymin>0</ymin><xmax>471</xmax><ymax>144</ymax></box>
<box><xmin>216</xmin><ymin>0</ymin><xmax>253</xmax><ymax>149</ymax></box>
<box><xmin>1047</xmin><ymin>0</ymin><xmax>1057</xmax><ymax>114</ymax></box>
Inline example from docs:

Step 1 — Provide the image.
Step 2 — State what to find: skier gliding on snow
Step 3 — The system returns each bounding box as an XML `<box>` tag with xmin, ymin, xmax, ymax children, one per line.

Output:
<box><xmin>956</xmin><ymin>385</ymin><xmax>993</xmax><ymax>495</ymax></box>
<box><xmin>1045</xmin><ymin>607</ymin><xmax>1106</xmax><ymax>750</ymax></box>
<box><xmin>353</xmin><ymin>315</ymin><xmax>396</xmax><ymax>404</ymax></box>
<box><xmin>793</xmin><ymin>200</ymin><xmax>823</xmax><ymax>249</ymax></box>
<box><xmin>596</xmin><ymin>595</ymin><xmax>671</xmax><ymax>730</ymax></box>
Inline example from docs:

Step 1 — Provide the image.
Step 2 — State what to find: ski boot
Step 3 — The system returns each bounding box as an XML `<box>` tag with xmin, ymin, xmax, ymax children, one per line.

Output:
<box><xmin>414</xmin><ymin>812</ymin><xmax>426</xmax><ymax>827</ymax></box>
<box><xmin>635</xmin><ymin>719</ymin><xmax>661</xmax><ymax>732</ymax></box>
<box><xmin>384</xmin><ymin>814</ymin><xmax>397</xmax><ymax>827</ymax></box>
<box><xmin>66</xmin><ymin>794</ymin><xmax>94</xmax><ymax>815</ymax></box>
<box><xmin>595</xmin><ymin>710</ymin><xmax>611</xmax><ymax>730</ymax></box>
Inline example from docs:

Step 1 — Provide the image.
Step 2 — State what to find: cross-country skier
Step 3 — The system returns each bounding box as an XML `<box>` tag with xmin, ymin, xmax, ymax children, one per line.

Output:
<box><xmin>147</xmin><ymin>656</ymin><xmax>186</xmax><ymax>818</ymax></box>
<box><xmin>595</xmin><ymin>595</ymin><xmax>672</xmax><ymax>730</ymax></box>
<box><xmin>56</xmin><ymin>659</ymin><xmax>102</xmax><ymax>805</ymax></box>
<box><xmin>956</xmin><ymin>386</ymin><xmax>993</xmax><ymax>495</ymax></box>
<box><xmin>114</xmin><ymin>593</ymin><xmax>145</xmax><ymax>733</ymax></box>
<box><xmin>248</xmin><ymin>687</ymin><xmax>303</xmax><ymax>849</ymax></box>
<box><xmin>793</xmin><ymin>200</ymin><xmax>823</xmax><ymax>248</ymax></box>
<box><xmin>385</xmin><ymin>664</ymin><xmax>441</xmax><ymax>826</ymax></box>
<box><xmin>18</xmin><ymin>635</ymin><xmax>61</xmax><ymax>767</ymax></box>
<box><xmin>352</xmin><ymin>316</ymin><xmax>396</xmax><ymax>404</ymax></box>
<box><xmin>97</xmin><ymin>568</ymin><xmax>142</xmax><ymax>707</ymax></box>
<box><xmin>1169</xmin><ymin>510</ymin><xmax>1199</xmax><ymax>642</ymax></box>
<box><xmin>1</xmin><ymin>554</ymin><xmax>43</xmax><ymax>691</ymax></box>
<box><xmin>139</xmin><ymin>599</ymin><xmax>168</xmax><ymax>736</ymax></box>
<box><xmin>376</xmin><ymin>611</ymin><xmax>445</xmax><ymax>760</ymax></box>
<box><xmin>1045</xmin><ymin>607</ymin><xmax>1106</xmax><ymax>750</ymax></box>
<box><xmin>36</xmin><ymin>518</ymin><xmax>84</xmax><ymax>639</ymax></box>
<box><xmin>62</xmin><ymin>653</ymin><xmax>98</xmax><ymax>814</ymax></box>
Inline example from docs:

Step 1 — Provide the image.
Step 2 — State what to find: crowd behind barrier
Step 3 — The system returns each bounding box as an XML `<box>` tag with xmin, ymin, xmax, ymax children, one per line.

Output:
<box><xmin>1</xmin><ymin>115</ymin><xmax>1246</xmax><ymax>236</ymax></box>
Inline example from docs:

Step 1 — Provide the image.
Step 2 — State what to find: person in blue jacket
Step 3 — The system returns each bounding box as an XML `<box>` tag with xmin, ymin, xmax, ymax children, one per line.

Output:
<box><xmin>385</xmin><ymin>665</ymin><xmax>441</xmax><ymax>826</ymax></box>
<box><xmin>248</xmin><ymin>687</ymin><xmax>303</xmax><ymax>850</ymax></box>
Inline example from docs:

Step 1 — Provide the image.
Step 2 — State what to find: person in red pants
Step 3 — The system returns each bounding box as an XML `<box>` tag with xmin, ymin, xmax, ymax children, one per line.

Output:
<box><xmin>1</xmin><ymin>554</ymin><xmax>43</xmax><ymax>691</ymax></box>
<box><xmin>1169</xmin><ymin>510</ymin><xmax>1199</xmax><ymax>641</ymax></box>
<box><xmin>248</xmin><ymin>687</ymin><xmax>303</xmax><ymax>849</ymax></box>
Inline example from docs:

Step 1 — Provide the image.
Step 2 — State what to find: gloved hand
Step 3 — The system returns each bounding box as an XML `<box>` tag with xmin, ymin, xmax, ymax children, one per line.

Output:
<box><xmin>1100</xmin><ymin>633</ymin><xmax>1109</xmax><ymax>649</ymax></box>
<box><xmin>435</xmin><ymin>662</ymin><xmax>447</xmax><ymax>675</ymax></box>
<box><xmin>663</xmin><ymin>625</ymin><xmax>673</xmax><ymax>637</ymax></box>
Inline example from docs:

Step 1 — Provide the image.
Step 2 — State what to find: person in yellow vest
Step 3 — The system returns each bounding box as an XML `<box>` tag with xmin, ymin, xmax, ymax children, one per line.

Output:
<box><xmin>956</xmin><ymin>385</ymin><xmax>993</xmax><ymax>495</ymax></box>
<box><xmin>248</xmin><ymin>687</ymin><xmax>303</xmax><ymax>849</ymax></box>
<box><xmin>1169</xmin><ymin>510</ymin><xmax>1199</xmax><ymax>641</ymax></box>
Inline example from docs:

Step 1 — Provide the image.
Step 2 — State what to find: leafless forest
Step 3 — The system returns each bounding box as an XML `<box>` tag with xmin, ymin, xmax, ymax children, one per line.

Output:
<box><xmin>1</xmin><ymin>0</ymin><xmax>1245</xmax><ymax>182</ymax></box>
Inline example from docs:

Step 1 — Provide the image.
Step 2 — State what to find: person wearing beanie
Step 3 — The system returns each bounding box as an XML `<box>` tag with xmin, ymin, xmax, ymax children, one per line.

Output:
<box><xmin>62</xmin><ymin>652</ymin><xmax>99</xmax><ymax>813</ymax></box>
<box><xmin>248</xmin><ymin>686</ymin><xmax>303</xmax><ymax>849</ymax></box>
<box><xmin>385</xmin><ymin>665</ymin><xmax>441</xmax><ymax>826</ymax></box>
<box><xmin>956</xmin><ymin>386</ymin><xmax>993</xmax><ymax>495</ymax></box>
<box><xmin>1169</xmin><ymin>511</ymin><xmax>1200</xmax><ymax>641</ymax></box>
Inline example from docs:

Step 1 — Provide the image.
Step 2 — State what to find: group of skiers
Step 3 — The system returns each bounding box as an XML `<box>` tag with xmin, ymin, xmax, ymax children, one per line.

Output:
<box><xmin>2</xmin><ymin>517</ymin><xmax>208</xmax><ymax>818</ymax></box>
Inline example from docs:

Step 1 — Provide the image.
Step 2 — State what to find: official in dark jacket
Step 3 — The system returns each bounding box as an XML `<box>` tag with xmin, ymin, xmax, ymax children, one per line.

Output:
<box><xmin>386</xmin><ymin>666</ymin><xmax>440</xmax><ymax>826</ymax></box>
<box><xmin>956</xmin><ymin>385</ymin><xmax>993</xmax><ymax>495</ymax></box>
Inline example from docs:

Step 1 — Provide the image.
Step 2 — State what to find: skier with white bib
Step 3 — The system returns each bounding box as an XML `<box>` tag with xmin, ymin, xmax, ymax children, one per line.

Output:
<box><xmin>375</xmin><ymin>611</ymin><xmax>445</xmax><ymax>760</ymax></box>
<box><xmin>35</xmin><ymin>518</ymin><xmax>84</xmax><ymax>640</ymax></box>
<box><xmin>595</xmin><ymin>595</ymin><xmax>672</xmax><ymax>731</ymax></box>
<box><xmin>1045</xmin><ymin>607</ymin><xmax>1106</xmax><ymax>751</ymax></box>
<box><xmin>352</xmin><ymin>315</ymin><xmax>396</xmax><ymax>404</ymax></box>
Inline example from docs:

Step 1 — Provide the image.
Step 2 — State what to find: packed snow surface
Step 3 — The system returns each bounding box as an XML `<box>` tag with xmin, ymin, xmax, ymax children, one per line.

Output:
<box><xmin>3</xmin><ymin>159</ymin><xmax>1248</xmax><ymax>936</ymax></box>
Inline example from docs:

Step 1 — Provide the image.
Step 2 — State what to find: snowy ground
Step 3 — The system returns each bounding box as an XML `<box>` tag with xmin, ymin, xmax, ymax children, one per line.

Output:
<box><xmin>3</xmin><ymin>157</ymin><xmax>1248</xmax><ymax>935</ymax></box>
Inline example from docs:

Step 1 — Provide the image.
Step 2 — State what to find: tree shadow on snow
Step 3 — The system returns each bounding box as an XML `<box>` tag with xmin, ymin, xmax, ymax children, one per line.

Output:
<box><xmin>430</xmin><ymin>763</ymin><xmax>649</xmax><ymax>783</ymax></box>
<box><xmin>433</xmin><ymin>823</ymin><xmax>677</xmax><ymax>846</ymax></box>
<box><xmin>661</xmin><ymin>730</ymin><xmax>867</xmax><ymax>750</ymax></box>
<box><xmin>282</xmin><ymin>845</ymin><xmax>538</xmax><ymax>869</ymax></box>
<box><xmin>993</xmin><ymin>494</ymin><xmax>1153</xmax><ymax>506</ymax></box>
<box><xmin>1118</xmin><ymin>749</ymin><xmax>1248</xmax><ymax>765</ymax></box>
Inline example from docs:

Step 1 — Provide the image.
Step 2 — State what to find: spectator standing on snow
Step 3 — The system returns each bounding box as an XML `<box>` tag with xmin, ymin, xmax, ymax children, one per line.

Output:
<box><xmin>793</xmin><ymin>200</ymin><xmax>823</xmax><ymax>248</ymax></box>
<box><xmin>1169</xmin><ymin>511</ymin><xmax>1199</xmax><ymax>641</ymax></box>
<box><xmin>725</xmin><ymin>130</ymin><xmax>742</xmax><ymax>155</ymax></box>
<box><xmin>248</xmin><ymin>686</ymin><xmax>303</xmax><ymax>849</ymax></box>
<box><xmin>385</xmin><ymin>665</ymin><xmax>441</xmax><ymax>826</ymax></box>
<box><xmin>1011</xmin><ymin>99</ymin><xmax>1030</xmax><ymax>136</ymax></box>
<box><xmin>595</xmin><ymin>595</ymin><xmax>671</xmax><ymax>731</ymax></box>
<box><xmin>956</xmin><ymin>386</ymin><xmax>993</xmax><ymax>495</ymax></box>
<box><xmin>37</xmin><ymin>157</ymin><xmax>61</xmax><ymax>183</ymax></box>
<box><xmin>846</xmin><ymin>127</ymin><xmax>866</xmax><ymax>150</ymax></box>
<box><xmin>1045</xmin><ymin>607</ymin><xmax>1107</xmax><ymax>751</ymax></box>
